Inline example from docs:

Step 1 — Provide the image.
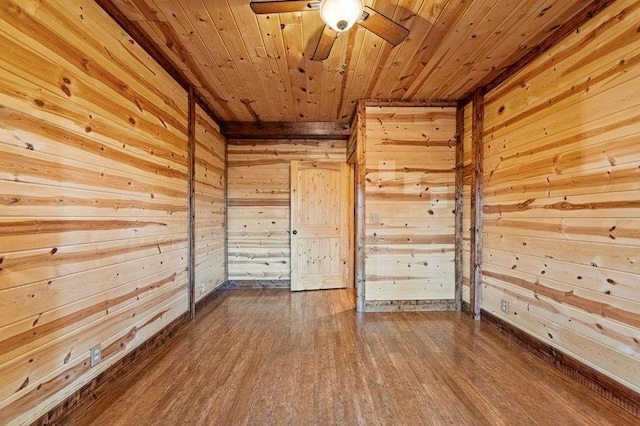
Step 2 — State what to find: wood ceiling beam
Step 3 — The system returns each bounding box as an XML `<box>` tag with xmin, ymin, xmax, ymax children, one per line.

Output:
<box><xmin>220</xmin><ymin>121</ymin><xmax>352</xmax><ymax>140</ymax></box>
<box><xmin>361</xmin><ymin>99</ymin><xmax>458</xmax><ymax>108</ymax></box>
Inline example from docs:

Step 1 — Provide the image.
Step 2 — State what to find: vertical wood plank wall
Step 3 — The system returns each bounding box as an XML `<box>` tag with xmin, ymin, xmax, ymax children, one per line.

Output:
<box><xmin>481</xmin><ymin>0</ymin><xmax>640</xmax><ymax>392</ymax></box>
<box><xmin>194</xmin><ymin>106</ymin><xmax>226</xmax><ymax>300</ymax></box>
<box><xmin>462</xmin><ymin>103</ymin><xmax>473</xmax><ymax>304</ymax></box>
<box><xmin>364</xmin><ymin>106</ymin><xmax>457</xmax><ymax>304</ymax></box>
<box><xmin>0</xmin><ymin>0</ymin><xmax>225</xmax><ymax>422</ymax></box>
<box><xmin>227</xmin><ymin>140</ymin><xmax>346</xmax><ymax>283</ymax></box>
<box><xmin>346</xmin><ymin>127</ymin><xmax>357</xmax><ymax>164</ymax></box>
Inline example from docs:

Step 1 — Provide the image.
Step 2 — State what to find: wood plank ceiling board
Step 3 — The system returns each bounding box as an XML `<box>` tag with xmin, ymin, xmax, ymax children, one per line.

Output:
<box><xmin>424</xmin><ymin>0</ymin><xmax>590</xmax><ymax>99</ymax></box>
<box><xmin>338</xmin><ymin>0</ymin><xmax>402</xmax><ymax>120</ymax></box>
<box><xmin>366</xmin><ymin>0</ymin><xmax>435</xmax><ymax>99</ymax></box>
<box><xmin>108</xmin><ymin>0</ymin><xmax>596</xmax><ymax>122</ymax></box>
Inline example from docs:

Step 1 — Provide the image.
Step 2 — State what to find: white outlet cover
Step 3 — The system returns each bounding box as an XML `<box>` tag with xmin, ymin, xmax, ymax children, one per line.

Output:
<box><xmin>90</xmin><ymin>345</ymin><xmax>101</xmax><ymax>367</ymax></box>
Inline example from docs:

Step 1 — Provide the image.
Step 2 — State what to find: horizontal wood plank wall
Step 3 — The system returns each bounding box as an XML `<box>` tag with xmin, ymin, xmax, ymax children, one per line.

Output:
<box><xmin>462</xmin><ymin>103</ymin><xmax>473</xmax><ymax>304</ymax></box>
<box><xmin>194</xmin><ymin>105</ymin><xmax>226</xmax><ymax>301</ymax></box>
<box><xmin>482</xmin><ymin>0</ymin><xmax>640</xmax><ymax>393</ymax></box>
<box><xmin>227</xmin><ymin>140</ymin><xmax>346</xmax><ymax>283</ymax></box>
<box><xmin>0</xmin><ymin>0</ymin><xmax>190</xmax><ymax>423</ymax></box>
<box><xmin>364</xmin><ymin>106</ymin><xmax>457</xmax><ymax>303</ymax></box>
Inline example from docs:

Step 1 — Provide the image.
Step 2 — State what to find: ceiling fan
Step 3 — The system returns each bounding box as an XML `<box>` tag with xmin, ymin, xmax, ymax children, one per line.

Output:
<box><xmin>250</xmin><ymin>0</ymin><xmax>410</xmax><ymax>61</ymax></box>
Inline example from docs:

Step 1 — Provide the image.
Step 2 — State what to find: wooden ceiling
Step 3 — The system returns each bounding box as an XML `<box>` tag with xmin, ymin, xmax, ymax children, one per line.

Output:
<box><xmin>107</xmin><ymin>0</ymin><xmax>593</xmax><ymax>123</ymax></box>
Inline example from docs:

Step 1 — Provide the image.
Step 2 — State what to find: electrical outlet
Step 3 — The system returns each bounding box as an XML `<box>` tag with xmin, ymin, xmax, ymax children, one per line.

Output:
<box><xmin>201</xmin><ymin>284</ymin><xmax>205</xmax><ymax>294</ymax></box>
<box><xmin>90</xmin><ymin>345</ymin><xmax>102</xmax><ymax>367</ymax></box>
<box><xmin>369</xmin><ymin>212</ymin><xmax>379</xmax><ymax>222</ymax></box>
<box><xmin>501</xmin><ymin>299</ymin><xmax>509</xmax><ymax>314</ymax></box>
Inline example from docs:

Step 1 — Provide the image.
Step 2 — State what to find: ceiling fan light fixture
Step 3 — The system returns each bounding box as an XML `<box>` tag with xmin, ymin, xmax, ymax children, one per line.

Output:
<box><xmin>319</xmin><ymin>0</ymin><xmax>364</xmax><ymax>32</ymax></box>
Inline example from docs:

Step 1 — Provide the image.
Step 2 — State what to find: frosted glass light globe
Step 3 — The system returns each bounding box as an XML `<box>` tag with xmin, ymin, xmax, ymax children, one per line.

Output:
<box><xmin>319</xmin><ymin>0</ymin><xmax>364</xmax><ymax>32</ymax></box>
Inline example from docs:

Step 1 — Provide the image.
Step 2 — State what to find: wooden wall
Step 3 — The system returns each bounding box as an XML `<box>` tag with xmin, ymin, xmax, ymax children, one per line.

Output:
<box><xmin>363</xmin><ymin>106</ymin><xmax>457</xmax><ymax>303</ymax></box>
<box><xmin>0</xmin><ymin>0</ymin><xmax>224</xmax><ymax>422</ymax></box>
<box><xmin>480</xmin><ymin>0</ymin><xmax>640</xmax><ymax>392</ymax></box>
<box><xmin>194</xmin><ymin>105</ymin><xmax>226</xmax><ymax>300</ymax></box>
<box><xmin>462</xmin><ymin>103</ymin><xmax>473</xmax><ymax>304</ymax></box>
<box><xmin>227</xmin><ymin>140</ymin><xmax>346</xmax><ymax>283</ymax></box>
<box><xmin>346</xmin><ymin>127</ymin><xmax>357</xmax><ymax>164</ymax></box>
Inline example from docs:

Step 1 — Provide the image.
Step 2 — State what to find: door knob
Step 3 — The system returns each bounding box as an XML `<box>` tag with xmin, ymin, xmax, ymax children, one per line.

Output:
<box><xmin>292</xmin><ymin>230</ymin><xmax>298</xmax><ymax>235</ymax></box>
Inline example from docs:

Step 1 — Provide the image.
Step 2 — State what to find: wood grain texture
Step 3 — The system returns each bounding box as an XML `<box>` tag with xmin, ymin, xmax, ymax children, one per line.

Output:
<box><xmin>227</xmin><ymin>139</ymin><xmax>346</xmax><ymax>281</ymax></box>
<box><xmin>364</xmin><ymin>106</ymin><xmax>457</xmax><ymax>303</ymax></box>
<box><xmin>482</xmin><ymin>308</ymin><xmax>640</xmax><ymax>418</ymax></box>
<box><xmin>188</xmin><ymin>87</ymin><xmax>196</xmax><ymax>319</ymax></box>
<box><xmin>224</xmin><ymin>280</ymin><xmax>290</xmax><ymax>289</ymax></box>
<box><xmin>106</xmin><ymin>0</ymin><xmax>597</xmax><ymax>122</ymax></box>
<box><xmin>31</xmin><ymin>311</ymin><xmax>191</xmax><ymax>426</ymax></box>
<box><xmin>354</xmin><ymin>102</ymin><xmax>366</xmax><ymax>312</ymax></box>
<box><xmin>32</xmin><ymin>285</ymin><xmax>227</xmax><ymax>426</ymax></box>
<box><xmin>364</xmin><ymin>299</ymin><xmax>456</xmax><ymax>313</ymax></box>
<box><xmin>194</xmin><ymin>105</ymin><xmax>227</xmax><ymax>302</ymax></box>
<box><xmin>462</xmin><ymin>102</ymin><xmax>473</xmax><ymax>305</ymax></box>
<box><xmin>94</xmin><ymin>0</ymin><xmax>223</xmax><ymax>125</ymax></box>
<box><xmin>0</xmin><ymin>0</ymin><xmax>224</xmax><ymax>422</ymax></box>
<box><xmin>454</xmin><ymin>103</ymin><xmax>464</xmax><ymax>310</ymax></box>
<box><xmin>346</xmin><ymin>125</ymin><xmax>357</xmax><ymax>164</ymax></box>
<box><xmin>66</xmin><ymin>289</ymin><xmax>639</xmax><ymax>424</ymax></box>
<box><xmin>290</xmin><ymin>162</ymin><xmax>350</xmax><ymax>291</ymax></box>
<box><xmin>220</xmin><ymin>121</ymin><xmax>351</xmax><ymax>140</ymax></box>
<box><xmin>481</xmin><ymin>0</ymin><xmax>640</xmax><ymax>394</ymax></box>
<box><xmin>470</xmin><ymin>89</ymin><xmax>484</xmax><ymax>320</ymax></box>
<box><xmin>0</xmin><ymin>0</ymin><xmax>190</xmax><ymax>421</ymax></box>
<box><xmin>480</xmin><ymin>0</ymin><xmax>618</xmax><ymax>97</ymax></box>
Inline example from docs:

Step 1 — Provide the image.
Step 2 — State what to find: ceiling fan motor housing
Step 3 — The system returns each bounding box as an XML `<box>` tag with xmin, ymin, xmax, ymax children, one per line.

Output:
<box><xmin>320</xmin><ymin>0</ymin><xmax>364</xmax><ymax>32</ymax></box>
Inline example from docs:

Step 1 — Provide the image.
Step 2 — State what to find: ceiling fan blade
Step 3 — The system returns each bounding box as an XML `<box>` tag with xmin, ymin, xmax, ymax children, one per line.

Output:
<box><xmin>250</xmin><ymin>1</ymin><xmax>320</xmax><ymax>14</ymax></box>
<box><xmin>358</xmin><ymin>6</ymin><xmax>409</xmax><ymax>46</ymax></box>
<box><xmin>312</xmin><ymin>25</ymin><xmax>337</xmax><ymax>61</ymax></box>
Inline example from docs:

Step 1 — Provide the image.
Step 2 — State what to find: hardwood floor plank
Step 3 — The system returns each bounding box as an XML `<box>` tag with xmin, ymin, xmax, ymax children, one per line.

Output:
<box><xmin>66</xmin><ymin>289</ymin><xmax>639</xmax><ymax>425</ymax></box>
<box><xmin>368</xmin><ymin>320</ymin><xmax>428</xmax><ymax>425</ymax></box>
<box><xmin>242</xmin><ymin>294</ymin><xmax>290</xmax><ymax>425</ymax></box>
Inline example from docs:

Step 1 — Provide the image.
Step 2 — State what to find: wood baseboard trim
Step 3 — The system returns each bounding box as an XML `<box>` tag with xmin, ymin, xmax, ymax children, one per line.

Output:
<box><xmin>224</xmin><ymin>280</ymin><xmax>290</xmax><ymax>289</ymax></box>
<box><xmin>34</xmin><ymin>286</ymin><xmax>228</xmax><ymax>425</ymax></box>
<box><xmin>195</xmin><ymin>285</ymin><xmax>229</xmax><ymax>316</ymax></box>
<box><xmin>461</xmin><ymin>300</ymin><xmax>472</xmax><ymax>316</ymax></box>
<box><xmin>363</xmin><ymin>299</ymin><xmax>456</xmax><ymax>312</ymax></box>
<box><xmin>482</xmin><ymin>309</ymin><xmax>640</xmax><ymax>419</ymax></box>
<box><xmin>33</xmin><ymin>312</ymin><xmax>190</xmax><ymax>425</ymax></box>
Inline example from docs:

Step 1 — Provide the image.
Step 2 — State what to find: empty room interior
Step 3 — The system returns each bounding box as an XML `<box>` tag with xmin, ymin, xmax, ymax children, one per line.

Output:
<box><xmin>1</xmin><ymin>0</ymin><xmax>640</xmax><ymax>424</ymax></box>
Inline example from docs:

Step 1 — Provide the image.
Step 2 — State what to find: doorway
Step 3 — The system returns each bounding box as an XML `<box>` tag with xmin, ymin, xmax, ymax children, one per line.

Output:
<box><xmin>290</xmin><ymin>161</ymin><xmax>353</xmax><ymax>291</ymax></box>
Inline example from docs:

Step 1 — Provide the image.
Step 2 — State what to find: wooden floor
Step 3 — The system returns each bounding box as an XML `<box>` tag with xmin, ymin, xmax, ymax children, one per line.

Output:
<box><xmin>72</xmin><ymin>289</ymin><xmax>637</xmax><ymax>425</ymax></box>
